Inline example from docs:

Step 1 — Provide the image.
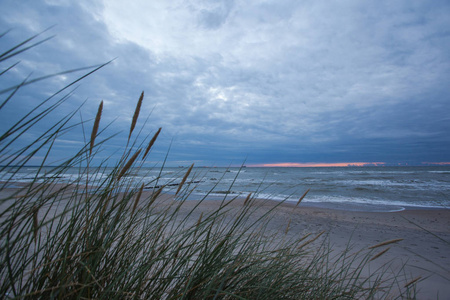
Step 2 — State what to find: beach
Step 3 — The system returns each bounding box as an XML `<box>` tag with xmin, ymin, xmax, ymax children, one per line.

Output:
<box><xmin>166</xmin><ymin>196</ymin><xmax>450</xmax><ymax>299</ymax></box>
<box><xmin>1</xmin><ymin>183</ymin><xmax>449</xmax><ymax>299</ymax></box>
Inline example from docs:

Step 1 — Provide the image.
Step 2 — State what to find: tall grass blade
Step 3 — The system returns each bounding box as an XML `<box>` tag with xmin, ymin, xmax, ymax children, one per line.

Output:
<box><xmin>0</xmin><ymin>65</ymin><xmax>108</xmax><ymax>95</ymax></box>
<box><xmin>0</xmin><ymin>26</ymin><xmax>55</xmax><ymax>62</ymax></box>
<box><xmin>132</xmin><ymin>183</ymin><xmax>144</xmax><ymax>215</ymax></box>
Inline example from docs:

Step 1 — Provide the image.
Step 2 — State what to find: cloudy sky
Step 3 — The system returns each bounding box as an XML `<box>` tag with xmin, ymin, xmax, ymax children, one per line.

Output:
<box><xmin>1</xmin><ymin>0</ymin><xmax>449</xmax><ymax>167</ymax></box>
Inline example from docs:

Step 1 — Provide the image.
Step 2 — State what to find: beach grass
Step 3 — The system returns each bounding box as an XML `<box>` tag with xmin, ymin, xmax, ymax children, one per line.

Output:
<box><xmin>0</xmin><ymin>32</ymin><xmax>419</xmax><ymax>299</ymax></box>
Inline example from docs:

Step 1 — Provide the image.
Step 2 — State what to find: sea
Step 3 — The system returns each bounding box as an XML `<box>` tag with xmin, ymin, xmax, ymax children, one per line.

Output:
<box><xmin>2</xmin><ymin>166</ymin><xmax>450</xmax><ymax>212</ymax></box>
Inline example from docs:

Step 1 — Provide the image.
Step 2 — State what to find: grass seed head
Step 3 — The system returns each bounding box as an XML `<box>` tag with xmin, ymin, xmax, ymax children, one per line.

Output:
<box><xmin>370</xmin><ymin>247</ymin><xmax>391</xmax><ymax>261</ymax></box>
<box><xmin>404</xmin><ymin>276</ymin><xmax>422</xmax><ymax>288</ymax></box>
<box><xmin>298</xmin><ymin>230</ymin><xmax>325</xmax><ymax>249</ymax></box>
<box><xmin>296</xmin><ymin>188</ymin><xmax>310</xmax><ymax>207</ymax></box>
<box><xmin>285</xmin><ymin>218</ymin><xmax>291</xmax><ymax>235</ymax></box>
<box><xmin>369</xmin><ymin>238</ymin><xmax>403</xmax><ymax>249</ymax></box>
<box><xmin>196</xmin><ymin>212</ymin><xmax>203</xmax><ymax>227</ymax></box>
<box><xmin>243</xmin><ymin>193</ymin><xmax>252</xmax><ymax>206</ymax></box>
<box><xmin>129</xmin><ymin>91</ymin><xmax>143</xmax><ymax>141</ymax></box>
<box><xmin>117</xmin><ymin>149</ymin><xmax>142</xmax><ymax>180</ymax></box>
<box><xmin>175</xmin><ymin>163</ymin><xmax>194</xmax><ymax>196</ymax></box>
<box><xmin>143</xmin><ymin>127</ymin><xmax>161</xmax><ymax>159</ymax></box>
<box><xmin>90</xmin><ymin>100</ymin><xmax>103</xmax><ymax>155</ymax></box>
<box><xmin>147</xmin><ymin>185</ymin><xmax>164</xmax><ymax>208</ymax></box>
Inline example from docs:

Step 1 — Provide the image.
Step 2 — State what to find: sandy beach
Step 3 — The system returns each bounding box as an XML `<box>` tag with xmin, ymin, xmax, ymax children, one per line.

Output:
<box><xmin>171</xmin><ymin>196</ymin><xmax>450</xmax><ymax>299</ymax></box>
<box><xmin>1</xmin><ymin>183</ymin><xmax>449</xmax><ymax>299</ymax></box>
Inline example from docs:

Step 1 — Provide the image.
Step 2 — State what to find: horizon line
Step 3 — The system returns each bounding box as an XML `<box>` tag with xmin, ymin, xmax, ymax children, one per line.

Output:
<box><xmin>247</xmin><ymin>162</ymin><xmax>450</xmax><ymax>168</ymax></box>
<box><xmin>248</xmin><ymin>162</ymin><xmax>387</xmax><ymax>168</ymax></box>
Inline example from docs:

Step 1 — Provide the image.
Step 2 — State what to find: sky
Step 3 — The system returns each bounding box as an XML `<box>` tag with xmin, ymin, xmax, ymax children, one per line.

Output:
<box><xmin>1</xmin><ymin>0</ymin><xmax>449</xmax><ymax>167</ymax></box>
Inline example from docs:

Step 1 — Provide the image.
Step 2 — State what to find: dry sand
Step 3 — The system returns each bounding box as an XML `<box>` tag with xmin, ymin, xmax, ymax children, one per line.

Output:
<box><xmin>175</xmin><ymin>197</ymin><xmax>450</xmax><ymax>299</ymax></box>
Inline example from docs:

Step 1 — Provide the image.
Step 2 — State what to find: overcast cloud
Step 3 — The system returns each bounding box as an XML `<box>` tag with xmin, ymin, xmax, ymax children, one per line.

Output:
<box><xmin>1</xmin><ymin>0</ymin><xmax>449</xmax><ymax>166</ymax></box>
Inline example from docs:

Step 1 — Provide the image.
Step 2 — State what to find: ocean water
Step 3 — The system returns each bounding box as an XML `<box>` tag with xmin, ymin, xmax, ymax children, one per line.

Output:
<box><xmin>2</xmin><ymin>166</ymin><xmax>449</xmax><ymax>212</ymax></box>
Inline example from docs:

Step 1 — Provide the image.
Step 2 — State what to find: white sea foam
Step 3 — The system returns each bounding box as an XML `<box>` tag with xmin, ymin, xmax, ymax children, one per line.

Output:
<box><xmin>428</xmin><ymin>171</ymin><xmax>450</xmax><ymax>174</ymax></box>
<box><xmin>3</xmin><ymin>166</ymin><xmax>450</xmax><ymax>211</ymax></box>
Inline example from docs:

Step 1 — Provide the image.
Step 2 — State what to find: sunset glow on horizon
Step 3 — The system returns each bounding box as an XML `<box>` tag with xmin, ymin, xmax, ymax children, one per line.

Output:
<box><xmin>249</xmin><ymin>162</ymin><xmax>387</xmax><ymax>168</ymax></box>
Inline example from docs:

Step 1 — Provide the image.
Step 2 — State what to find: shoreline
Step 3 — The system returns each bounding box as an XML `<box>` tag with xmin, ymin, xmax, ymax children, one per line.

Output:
<box><xmin>296</xmin><ymin>201</ymin><xmax>450</xmax><ymax>212</ymax></box>
<box><xmin>170</xmin><ymin>189</ymin><xmax>450</xmax><ymax>213</ymax></box>
<box><xmin>3</xmin><ymin>181</ymin><xmax>449</xmax><ymax>213</ymax></box>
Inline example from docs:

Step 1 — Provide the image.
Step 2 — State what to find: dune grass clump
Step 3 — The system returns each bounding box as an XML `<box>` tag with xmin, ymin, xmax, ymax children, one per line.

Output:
<box><xmin>0</xmin><ymin>32</ymin><xmax>417</xmax><ymax>299</ymax></box>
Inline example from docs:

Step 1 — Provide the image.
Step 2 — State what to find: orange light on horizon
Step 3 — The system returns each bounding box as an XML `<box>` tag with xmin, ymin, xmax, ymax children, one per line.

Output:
<box><xmin>249</xmin><ymin>162</ymin><xmax>387</xmax><ymax>168</ymax></box>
